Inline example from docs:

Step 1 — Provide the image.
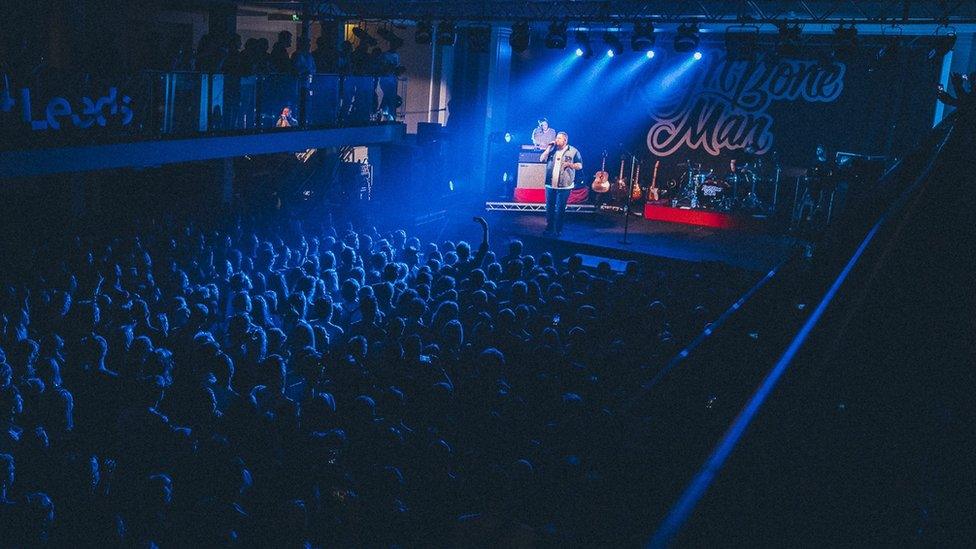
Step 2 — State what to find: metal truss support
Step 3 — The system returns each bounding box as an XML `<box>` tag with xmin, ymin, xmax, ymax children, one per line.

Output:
<box><xmin>484</xmin><ymin>201</ymin><xmax>596</xmax><ymax>213</ymax></box>
<box><xmin>305</xmin><ymin>1</ymin><xmax>976</xmax><ymax>26</ymax></box>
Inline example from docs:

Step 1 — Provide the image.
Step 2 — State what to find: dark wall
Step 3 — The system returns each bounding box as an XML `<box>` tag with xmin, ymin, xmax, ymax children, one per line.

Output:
<box><xmin>508</xmin><ymin>34</ymin><xmax>941</xmax><ymax>181</ymax></box>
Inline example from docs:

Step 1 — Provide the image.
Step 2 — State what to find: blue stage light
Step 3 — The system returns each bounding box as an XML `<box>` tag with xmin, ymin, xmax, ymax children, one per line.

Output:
<box><xmin>576</xmin><ymin>47</ymin><xmax>584</xmax><ymax>56</ymax></box>
<box><xmin>504</xmin><ymin>132</ymin><xmax>512</xmax><ymax>143</ymax></box>
<box><xmin>693</xmin><ymin>51</ymin><xmax>703</xmax><ymax>60</ymax></box>
<box><xmin>646</xmin><ymin>50</ymin><xmax>656</xmax><ymax>59</ymax></box>
<box><xmin>606</xmin><ymin>49</ymin><xmax>615</xmax><ymax>58</ymax></box>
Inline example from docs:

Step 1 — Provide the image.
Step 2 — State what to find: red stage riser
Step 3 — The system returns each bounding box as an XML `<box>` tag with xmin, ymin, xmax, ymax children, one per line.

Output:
<box><xmin>514</xmin><ymin>187</ymin><xmax>590</xmax><ymax>204</ymax></box>
<box><xmin>643</xmin><ymin>202</ymin><xmax>763</xmax><ymax>231</ymax></box>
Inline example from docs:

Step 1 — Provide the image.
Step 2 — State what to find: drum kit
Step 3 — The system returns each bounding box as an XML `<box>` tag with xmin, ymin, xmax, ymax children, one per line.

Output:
<box><xmin>670</xmin><ymin>158</ymin><xmax>777</xmax><ymax>213</ymax></box>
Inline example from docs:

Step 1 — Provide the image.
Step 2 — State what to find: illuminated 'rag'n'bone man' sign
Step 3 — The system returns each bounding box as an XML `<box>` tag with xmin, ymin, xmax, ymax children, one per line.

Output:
<box><xmin>647</xmin><ymin>56</ymin><xmax>846</xmax><ymax>157</ymax></box>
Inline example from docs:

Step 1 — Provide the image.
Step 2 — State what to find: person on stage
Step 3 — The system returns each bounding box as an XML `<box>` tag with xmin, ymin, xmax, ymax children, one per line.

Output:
<box><xmin>540</xmin><ymin>131</ymin><xmax>582</xmax><ymax>237</ymax></box>
<box><xmin>531</xmin><ymin>117</ymin><xmax>556</xmax><ymax>148</ymax></box>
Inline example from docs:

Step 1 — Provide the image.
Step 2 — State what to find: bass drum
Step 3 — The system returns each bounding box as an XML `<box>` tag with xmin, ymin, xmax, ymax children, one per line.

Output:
<box><xmin>698</xmin><ymin>177</ymin><xmax>731</xmax><ymax>210</ymax></box>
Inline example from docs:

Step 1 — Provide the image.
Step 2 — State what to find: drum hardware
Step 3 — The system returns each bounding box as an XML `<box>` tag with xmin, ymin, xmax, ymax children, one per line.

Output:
<box><xmin>643</xmin><ymin>156</ymin><xmax>789</xmax><ymax>213</ymax></box>
<box><xmin>742</xmin><ymin>173</ymin><xmax>764</xmax><ymax>210</ymax></box>
<box><xmin>771</xmin><ymin>163</ymin><xmax>781</xmax><ymax>209</ymax></box>
<box><xmin>698</xmin><ymin>178</ymin><xmax>730</xmax><ymax>210</ymax></box>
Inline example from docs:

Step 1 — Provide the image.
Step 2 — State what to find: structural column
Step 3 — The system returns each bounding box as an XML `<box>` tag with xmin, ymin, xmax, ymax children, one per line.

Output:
<box><xmin>479</xmin><ymin>27</ymin><xmax>513</xmax><ymax>194</ymax></box>
<box><xmin>430</xmin><ymin>41</ymin><xmax>456</xmax><ymax>126</ymax></box>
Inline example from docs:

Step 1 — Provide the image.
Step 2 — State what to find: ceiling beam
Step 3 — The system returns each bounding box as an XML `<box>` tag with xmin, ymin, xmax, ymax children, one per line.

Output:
<box><xmin>231</xmin><ymin>1</ymin><xmax>976</xmax><ymax>25</ymax></box>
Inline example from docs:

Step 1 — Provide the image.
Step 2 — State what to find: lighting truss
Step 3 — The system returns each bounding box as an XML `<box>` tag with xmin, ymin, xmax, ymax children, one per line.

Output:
<box><xmin>271</xmin><ymin>1</ymin><xmax>976</xmax><ymax>26</ymax></box>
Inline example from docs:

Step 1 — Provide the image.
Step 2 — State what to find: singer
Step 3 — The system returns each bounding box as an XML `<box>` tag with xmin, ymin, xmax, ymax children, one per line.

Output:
<box><xmin>539</xmin><ymin>131</ymin><xmax>582</xmax><ymax>237</ymax></box>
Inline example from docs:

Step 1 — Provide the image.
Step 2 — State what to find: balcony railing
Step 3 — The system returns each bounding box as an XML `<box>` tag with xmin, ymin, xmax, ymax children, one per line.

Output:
<box><xmin>0</xmin><ymin>71</ymin><xmax>405</xmax><ymax>150</ymax></box>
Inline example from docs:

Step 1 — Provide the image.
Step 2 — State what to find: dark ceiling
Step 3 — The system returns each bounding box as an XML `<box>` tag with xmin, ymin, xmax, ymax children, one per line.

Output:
<box><xmin>227</xmin><ymin>1</ymin><xmax>976</xmax><ymax>25</ymax></box>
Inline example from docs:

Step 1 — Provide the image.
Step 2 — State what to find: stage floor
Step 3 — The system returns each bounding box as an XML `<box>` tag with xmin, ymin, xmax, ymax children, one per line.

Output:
<box><xmin>482</xmin><ymin>208</ymin><xmax>798</xmax><ymax>272</ymax></box>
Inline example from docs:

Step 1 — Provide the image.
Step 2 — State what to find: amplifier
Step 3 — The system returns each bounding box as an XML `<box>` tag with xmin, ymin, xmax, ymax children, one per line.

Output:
<box><xmin>517</xmin><ymin>163</ymin><xmax>547</xmax><ymax>188</ymax></box>
<box><xmin>519</xmin><ymin>150</ymin><xmax>545</xmax><ymax>163</ymax></box>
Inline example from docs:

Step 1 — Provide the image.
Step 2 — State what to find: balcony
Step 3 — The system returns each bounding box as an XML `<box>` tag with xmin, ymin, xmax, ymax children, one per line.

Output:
<box><xmin>0</xmin><ymin>71</ymin><xmax>406</xmax><ymax>177</ymax></box>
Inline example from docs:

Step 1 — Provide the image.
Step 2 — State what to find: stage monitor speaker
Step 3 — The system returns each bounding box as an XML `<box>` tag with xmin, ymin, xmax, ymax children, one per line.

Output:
<box><xmin>417</xmin><ymin>122</ymin><xmax>444</xmax><ymax>144</ymax></box>
<box><xmin>374</xmin><ymin>144</ymin><xmax>414</xmax><ymax>197</ymax></box>
<box><xmin>517</xmin><ymin>163</ymin><xmax>547</xmax><ymax>189</ymax></box>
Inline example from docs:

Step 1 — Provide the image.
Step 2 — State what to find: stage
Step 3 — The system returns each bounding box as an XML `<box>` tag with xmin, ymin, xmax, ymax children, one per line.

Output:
<box><xmin>482</xmin><ymin>207</ymin><xmax>799</xmax><ymax>273</ymax></box>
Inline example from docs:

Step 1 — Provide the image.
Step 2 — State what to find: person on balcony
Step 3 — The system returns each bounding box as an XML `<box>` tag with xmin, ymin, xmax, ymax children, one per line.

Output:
<box><xmin>312</xmin><ymin>35</ymin><xmax>338</xmax><ymax>73</ymax></box>
<box><xmin>270</xmin><ymin>31</ymin><xmax>293</xmax><ymax>73</ymax></box>
<box><xmin>291</xmin><ymin>37</ymin><xmax>317</xmax><ymax>78</ymax></box>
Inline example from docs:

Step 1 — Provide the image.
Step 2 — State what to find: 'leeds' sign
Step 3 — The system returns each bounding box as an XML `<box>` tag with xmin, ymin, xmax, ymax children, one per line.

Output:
<box><xmin>1</xmin><ymin>84</ymin><xmax>133</xmax><ymax>130</ymax></box>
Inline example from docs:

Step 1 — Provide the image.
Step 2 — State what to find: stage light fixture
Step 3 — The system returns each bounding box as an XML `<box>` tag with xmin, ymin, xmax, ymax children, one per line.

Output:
<box><xmin>693</xmin><ymin>51</ymin><xmax>703</xmax><ymax>60</ymax></box>
<box><xmin>631</xmin><ymin>21</ymin><xmax>656</xmax><ymax>52</ymax></box>
<box><xmin>725</xmin><ymin>25</ymin><xmax>759</xmax><ymax>61</ymax></box>
<box><xmin>415</xmin><ymin>20</ymin><xmax>433</xmax><ymax>44</ymax></box>
<box><xmin>929</xmin><ymin>31</ymin><xmax>957</xmax><ymax>60</ymax></box>
<box><xmin>603</xmin><ymin>31</ymin><xmax>624</xmax><ymax>57</ymax></box>
<box><xmin>545</xmin><ymin>21</ymin><xmax>568</xmax><ymax>49</ymax></box>
<box><xmin>832</xmin><ymin>24</ymin><xmax>859</xmax><ymax>57</ymax></box>
<box><xmin>574</xmin><ymin>31</ymin><xmax>593</xmax><ymax>58</ymax></box>
<box><xmin>436</xmin><ymin>21</ymin><xmax>457</xmax><ymax>46</ymax></box>
<box><xmin>775</xmin><ymin>23</ymin><xmax>803</xmax><ymax>57</ymax></box>
<box><xmin>646</xmin><ymin>50</ymin><xmax>656</xmax><ymax>59</ymax></box>
<box><xmin>504</xmin><ymin>132</ymin><xmax>512</xmax><ymax>143</ymax></box>
<box><xmin>674</xmin><ymin>23</ymin><xmax>700</xmax><ymax>53</ymax></box>
<box><xmin>467</xmin><ymin>25</ymin><xmax>491</xmax><ymax>53</ymax></box>
<box><xmin>510</xmin><ymin>21</ymin><xmax>530</xmax><ymax>53</ymax></box>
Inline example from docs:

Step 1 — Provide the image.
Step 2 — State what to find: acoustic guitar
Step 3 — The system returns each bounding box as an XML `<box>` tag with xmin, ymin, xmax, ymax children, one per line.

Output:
<box><xmin>591</xmin><ymin>150</ymin><xmax>610</xmax><ymax>193</ymax></box>
<box><xmin>647</xmin><ymin>160</ymin><xmax>661</xmax><ymax>201</ymax></box>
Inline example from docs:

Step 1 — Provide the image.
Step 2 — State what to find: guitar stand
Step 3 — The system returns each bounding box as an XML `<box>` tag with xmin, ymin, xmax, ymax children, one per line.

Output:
<box><xmin>619</xmin><ymin>154</ymin><xmax>637</xmax><ymax>245</ymax></box>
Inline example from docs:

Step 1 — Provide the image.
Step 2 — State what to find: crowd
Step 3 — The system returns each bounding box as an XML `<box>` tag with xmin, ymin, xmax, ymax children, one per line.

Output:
<box><xmin>161</xmin><ymin>30</ymin><xmax>403</xmax><ymax>78</ymax></box>
<box><xmin>937</xmin><ymin>71</ymin><xmax>976</xmax><ymax>110</ymax></box>
<box><xmin>0</xmin><ymin>215</ymin><xmax>737</xmax><ymax>546</ymax></box>
<box><xmin>0</xmin><ymin>26</ymin><xmax>401</xmax><ymax>116</ymax></box>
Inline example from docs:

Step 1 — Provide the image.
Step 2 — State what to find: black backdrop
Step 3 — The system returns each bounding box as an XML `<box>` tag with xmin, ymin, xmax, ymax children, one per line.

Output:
<box><xmin>509</xmin><ymin>35</ymin><xmax>942</xmax><ymax>185</ymax></box>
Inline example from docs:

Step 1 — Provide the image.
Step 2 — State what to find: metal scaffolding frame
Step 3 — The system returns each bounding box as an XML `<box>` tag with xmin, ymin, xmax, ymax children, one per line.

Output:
<box><xmin>484</xmin><ymin>202</ymin><xmax>596</xmax><ymax>213</ymax></box>
<box><xmin>243</xmin><ymin>1</ymin><xmax>976</xmax><ymax>26</ymax></box>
